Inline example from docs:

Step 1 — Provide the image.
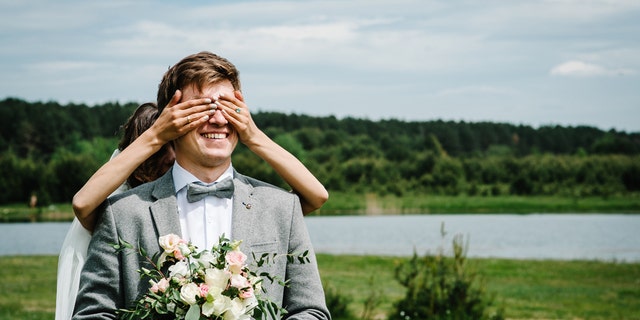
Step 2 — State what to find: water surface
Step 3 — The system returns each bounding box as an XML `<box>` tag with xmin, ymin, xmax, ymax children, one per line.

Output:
<box><xmin>2</xmin><ymin>214</ymin><xmax>639</xmax><ymax>262</ymax></box>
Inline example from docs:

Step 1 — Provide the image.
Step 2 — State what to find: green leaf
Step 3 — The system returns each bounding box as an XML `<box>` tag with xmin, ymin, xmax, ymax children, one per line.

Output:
<box><xmin>185</xmin><ymin>304</ymin><xmax>200</xmax><ymax>320</ymax></box>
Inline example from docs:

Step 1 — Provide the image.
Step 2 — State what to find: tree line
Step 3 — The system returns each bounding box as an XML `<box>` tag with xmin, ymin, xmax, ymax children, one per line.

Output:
<box><xmin>1</xmin><ymin>97</ymin><xmax>638</xmax><ymax>205</ymax></box>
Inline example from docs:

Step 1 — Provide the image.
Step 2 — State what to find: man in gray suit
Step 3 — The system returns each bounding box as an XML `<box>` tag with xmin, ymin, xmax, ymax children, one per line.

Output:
<box><xmin>73</xmin><ymin>52</ymin><xmax>330</xmax><ymax>319</ymax></box>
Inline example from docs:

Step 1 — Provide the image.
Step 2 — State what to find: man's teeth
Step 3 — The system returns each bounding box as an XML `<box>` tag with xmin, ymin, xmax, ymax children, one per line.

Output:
<box><xmin>202</xmin><ymin>133</ymin><xmax>226</xmax><ymax>139</ymax></box>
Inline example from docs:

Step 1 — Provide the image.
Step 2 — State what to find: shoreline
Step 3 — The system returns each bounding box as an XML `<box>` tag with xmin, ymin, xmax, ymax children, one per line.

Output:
<box><xmin>1</xmin><ymin>194</ymin><xmax>640</xmax><ymax>223</ymax></box>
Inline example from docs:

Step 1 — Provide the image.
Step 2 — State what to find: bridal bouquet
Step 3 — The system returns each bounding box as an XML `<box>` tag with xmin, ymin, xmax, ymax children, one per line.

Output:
<box><xmin>113</xmin><ymin>234</ymin><xmax>309</xmax><ymax>320</ymax></box>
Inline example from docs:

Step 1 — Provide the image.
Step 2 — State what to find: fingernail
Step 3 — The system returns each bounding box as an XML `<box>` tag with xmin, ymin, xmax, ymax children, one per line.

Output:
<box><xmin>209</xmin><ymin>103</ymin><xmax>217</xmax><ymax>109</ymax></box>
<box><xmin>203</xmin><ymin>115</ymin><xmax>209</xmax><ymax>121</ymax></box>
<box><xmin>204</xmin><ymin>98</ymin><xmax>212</xmax><ymax>103</ymax></box>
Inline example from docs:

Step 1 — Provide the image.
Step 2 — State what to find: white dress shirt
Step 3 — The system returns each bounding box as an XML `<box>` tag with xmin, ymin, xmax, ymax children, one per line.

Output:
<box><xmin>172</xmin><ymin>162</ymin><xmax>234</xmax><ymax>250</ymax></box>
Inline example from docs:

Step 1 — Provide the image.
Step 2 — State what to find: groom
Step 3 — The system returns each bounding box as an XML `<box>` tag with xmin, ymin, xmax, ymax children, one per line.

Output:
<box><xmin>72</xmin><ymin>52</ymin><xmax>330</xmax><ymax>319</ymax></box>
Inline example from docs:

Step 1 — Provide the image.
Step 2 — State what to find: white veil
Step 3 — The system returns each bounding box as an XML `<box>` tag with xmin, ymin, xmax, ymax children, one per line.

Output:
<box><xmin>55</xmin><ymin>218</ymin><xmax>91</xmax><ymax>320</ymax></box>
<box><xmin>55</xmin><ymin>148</ymin><xmax>127</xmax><ymax>320</ymax></box>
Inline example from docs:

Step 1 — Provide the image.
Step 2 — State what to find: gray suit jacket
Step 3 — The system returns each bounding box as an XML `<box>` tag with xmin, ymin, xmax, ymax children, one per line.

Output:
<box><xmin>72</xmin><ymin>169</ymin><xmax>330</xmax><ymax>319</ymax></box>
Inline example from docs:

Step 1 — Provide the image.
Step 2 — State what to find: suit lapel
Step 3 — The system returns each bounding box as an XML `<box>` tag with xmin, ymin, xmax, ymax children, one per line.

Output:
<box><xmin>231</xmin><ymin>171</ymin><xmax>257</xmax><ymax>244</ymax></box>
<box><xmin>149</xmin><ymin>171</ymin><xmax>182</xmax><ymax>238</ymax></box>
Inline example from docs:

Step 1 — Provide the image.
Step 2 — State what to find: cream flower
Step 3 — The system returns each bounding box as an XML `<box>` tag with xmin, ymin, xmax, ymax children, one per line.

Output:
<box><xmin>197</xmin><ymin>250</ymin><xmax>216</xmax><ymax>266</ymax></box>
<box><xmin>180</xmin><ymin>283</ymin><xmax>200</xmax><ymax>305</ymax></box>
<box><xmin>205</xmin><ymin>268</ymin><xmax>231</xmax><ymax>291</ymax></box>
<box><xmin>223</xmin><ymin>298</ymin><xmax>249</xmax><ymax>320</ymax></box>
<box><xmin>168</xmin><ymin>260</ymin><xmax>191</xmax><ymax>278</ymax></box>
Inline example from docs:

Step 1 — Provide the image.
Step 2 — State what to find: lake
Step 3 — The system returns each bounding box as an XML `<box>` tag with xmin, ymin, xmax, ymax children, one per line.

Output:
<box><xmin>2</xmin><ymin>214</ymin><xmax>639</xmax><ymax>262</ymax></box>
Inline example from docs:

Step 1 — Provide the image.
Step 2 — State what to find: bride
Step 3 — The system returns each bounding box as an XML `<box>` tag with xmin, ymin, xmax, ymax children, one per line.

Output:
<box><xmin>55</xmin><ymin>90</ymin><xmax>328</xmax><ymax>319</ymax></box>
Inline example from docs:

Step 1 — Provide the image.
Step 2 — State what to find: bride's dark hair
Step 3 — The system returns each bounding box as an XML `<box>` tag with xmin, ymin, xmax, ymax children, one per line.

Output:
<box><xmin>118</xmin><ymin>103</ymin><xmax>173</xmax><ymax>188</ymax></box>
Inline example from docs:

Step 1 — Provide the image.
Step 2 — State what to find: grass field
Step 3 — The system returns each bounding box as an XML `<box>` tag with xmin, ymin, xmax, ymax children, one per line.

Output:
<box><xmin>1</xmin><ymin>255</ymin><xmax>638</xmax><ymax>320</ymax></box>
<box><xmin>319</xmin><ymin>193</ymin><xmax>640</xmax><ymax>215</ymax></box>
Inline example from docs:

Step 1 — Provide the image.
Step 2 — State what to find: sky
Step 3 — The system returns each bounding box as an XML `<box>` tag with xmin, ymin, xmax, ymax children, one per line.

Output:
<box><xmin>1</xmin><ymin>0</ymin><xmax>639</xmax><ymax>132</ymax></box>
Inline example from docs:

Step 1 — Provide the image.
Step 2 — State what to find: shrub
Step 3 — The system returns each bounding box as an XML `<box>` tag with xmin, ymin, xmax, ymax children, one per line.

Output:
<box><xmin>324</xmin><ymin>282</ymin><xmax>353</xmax><ymax>319</ymax></box>
<box><xmin>388</xmin><ymin>224</ymin><xmax>504</xmax><ymax>320</ymax></box>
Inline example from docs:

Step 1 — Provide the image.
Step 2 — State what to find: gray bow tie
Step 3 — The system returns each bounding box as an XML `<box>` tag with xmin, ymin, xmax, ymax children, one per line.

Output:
<box><xmin>186</xmin><ymin>177</ymin><xmax>234</xmax><ymax>203</ymax></box>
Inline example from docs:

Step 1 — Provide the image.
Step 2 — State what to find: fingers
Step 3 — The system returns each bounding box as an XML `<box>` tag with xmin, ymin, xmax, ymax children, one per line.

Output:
<box><xmin>166</xmin><ymin>90</ymin><xmax>182</xmax><ymax>109</ymax></box>
<box><xmin>216</xmin><ymin>92</ymin><xmax>249</xmax><ymax>117</ymax></box>
<box><xmin>177</xmin><ymin>104</ymin><xmax>216</xmax><ymax>132</ymax></box>
<box><xmin>153</xmin><ymin>93</ymin><xmax>215</xmax><ymax>139</ymax></box>
<box><xmin>213</xmin><ymin>91</ymin><xmax>262</xmax><ymax>144</ymax></box>
<box><xmin>162</xmin><ymin>90</ymin><xmax>251</xmax><ymax>135</ymax></box>
<box><xmin>182</xmin><ymin>111</ymin><xmax>210</xmax><ymax>130</ymax></box>
<box><xmin>171</xmin><ymin>97</ymin><xmax>215</xmax><ymax>112</ymax></box>
<box><xmin>167</xmin><ymin>95</ymin><xmax>215</xmax><ymax>123</ymax></box>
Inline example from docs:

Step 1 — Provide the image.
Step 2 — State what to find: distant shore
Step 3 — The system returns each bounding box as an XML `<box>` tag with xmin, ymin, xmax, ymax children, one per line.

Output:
<box><xmin>1</xmin><ymin>193</ymin><xmax>639</xmax><ymax>223</ymax></box>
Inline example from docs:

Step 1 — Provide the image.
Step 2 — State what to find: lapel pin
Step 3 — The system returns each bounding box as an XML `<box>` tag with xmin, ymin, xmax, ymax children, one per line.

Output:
<box><xmin>242</xmin><ymin>202</ymin><xmax>252</xmax><ymax>209</ymax></box>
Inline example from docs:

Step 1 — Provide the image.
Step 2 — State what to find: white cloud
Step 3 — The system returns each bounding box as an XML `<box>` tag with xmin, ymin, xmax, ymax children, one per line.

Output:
<box><xmin>550</xmin><ymin>60</ymin><xmax>635</xmax><ymax>77</ymax></box>
<box><xmin>2</xmin><ymin>0</ymin><xmax>640</xmax><ymax>131</ymax></box>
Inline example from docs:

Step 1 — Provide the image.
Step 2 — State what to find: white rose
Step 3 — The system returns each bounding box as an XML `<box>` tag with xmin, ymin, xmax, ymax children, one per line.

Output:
<box><xmin>198</xmin><ymin>250</ymin><xmax>216</xmax><ymax>266</ymax></box>
<box><xmin>169</xmin><ymin>260</ymin><xmax>191</xmax><ymax>278</ymax></box>
<box><xmin>205</xmin><ymin>268</ymin><xmax>230</xmax><ymax>290</ymax></box>
<box><xmin>202</xmin><ymin>301</ymin><xmax>215</xmax><ymax>317</ymax></box>
<box><xmin>223</xmin><ymin>298</ymin><xmax>246</xmax><ymax>320</ymax></box>
<box><xmin>213</xmin><ymin>295</ymin><xmax>233</xmax><ymax>317</ymax></box>
<box><xmin>180</xmin><ymin>282</ymin><xmax>200</xmax><ymax>305</ymax></box>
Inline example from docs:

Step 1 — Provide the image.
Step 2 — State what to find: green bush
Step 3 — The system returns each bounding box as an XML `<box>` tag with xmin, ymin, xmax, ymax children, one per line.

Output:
<box><xmin>388</xmin><ymin>225</ymin><xmax>504</xmax><ymax>320</ymax></box>
<box><xmin>324</xmin><ymin>282</ymin><xmax>353</xmax><ymax>319</ymax></box>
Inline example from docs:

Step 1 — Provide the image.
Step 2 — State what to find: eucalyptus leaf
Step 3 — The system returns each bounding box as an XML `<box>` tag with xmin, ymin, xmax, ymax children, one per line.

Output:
<box><xmin>185</xmin><ymin>304</ymin><xmax>200</xmax><ymax>320</ymax></box>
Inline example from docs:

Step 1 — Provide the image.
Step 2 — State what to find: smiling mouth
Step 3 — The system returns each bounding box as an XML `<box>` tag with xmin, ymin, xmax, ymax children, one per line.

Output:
<box><xmin>201</xmin><ymin>133</ymin><xmax>227</xmax><ymax>139</ymax></box>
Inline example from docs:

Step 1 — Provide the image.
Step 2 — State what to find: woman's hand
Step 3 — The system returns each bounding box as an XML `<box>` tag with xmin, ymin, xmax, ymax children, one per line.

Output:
<box><xmin>214</xmin><ymin>91</ymin><xmax>328</xmax><ymax>214</ymax></box>
<box><xmin>214</xmin><ymin>91</ymin><xmax>264</xmax><ymax>146</ymax></box>
<box><xmin>151</xmin><ymin>90</ymin><xmax>217</xmax><ymax>144</ymax></box>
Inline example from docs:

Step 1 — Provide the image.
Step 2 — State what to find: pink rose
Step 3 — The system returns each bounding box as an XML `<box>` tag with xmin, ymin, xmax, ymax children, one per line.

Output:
<box><xmin>225</xmin><ymin>250</ymin><xmax>247</xmax><ymax>274</ymax></box>
<box><xmin>174</xmin><ymin>249</ymin><xmax>184</xmax><ymax>260</ymax></box>
<box><xmin>159</xmin><ymin>234</ymin><xmax>183</xmax><ymax>253</ymax></box>
<box><xmin>157</xmin><ymin>278</ymin><xmax>170</xmax><ymax>292</ymax></box>
<box><xmin>239</xmin><ymin>285</ymin><xmax>254</xmax><ymax>299</ymax></box>
<box><xmin>149</xmin><ymin>278</ymin><xmax>170</xmax><ymax>293</ymax></box>
<box><xmin>230</xmin><ymin>274</ymin><xmax>250</xmax><ymax>291</ymax></box>
<box><xmin>199</xmin><ymin>284</ymin><xmax>210</xmax><ymax>297</ymax></box>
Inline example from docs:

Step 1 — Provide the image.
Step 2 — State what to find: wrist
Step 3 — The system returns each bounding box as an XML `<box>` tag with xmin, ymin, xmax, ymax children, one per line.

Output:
<box><xmin>243</xmin><ymin>129</ymin><xmax>269</xmax><ymax>149</ymax></box>
<box><xmin>139</xmin><ymin>128</ymin><xmax>166</xmax><ymax>149</ymax></box>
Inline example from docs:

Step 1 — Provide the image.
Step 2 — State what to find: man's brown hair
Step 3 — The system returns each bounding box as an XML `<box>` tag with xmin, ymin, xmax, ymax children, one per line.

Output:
<box><xmin>157</xmin><ymin>51</ymin><xmax>241</xmax><ymax>113</ymax></box>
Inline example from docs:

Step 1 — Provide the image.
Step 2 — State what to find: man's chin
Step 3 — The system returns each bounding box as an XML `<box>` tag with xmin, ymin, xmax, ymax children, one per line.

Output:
<box><xmin>199</xmin><ymin>152</ymin><xmax>232</xmax><ymax>167</ymax></box>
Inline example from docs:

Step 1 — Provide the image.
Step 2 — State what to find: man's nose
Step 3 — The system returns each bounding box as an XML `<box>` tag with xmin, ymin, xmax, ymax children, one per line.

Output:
<box><xmin>208</xmin><ymin>108</ymin><xmax>228</xmax><ymax>125</ymax></box>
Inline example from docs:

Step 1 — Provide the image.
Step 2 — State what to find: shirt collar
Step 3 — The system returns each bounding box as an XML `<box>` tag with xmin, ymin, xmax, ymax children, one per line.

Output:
<box><xmin>172</xmin><ymin>162</ymin><xmax>234</xmax><ymax>194</ymax></box>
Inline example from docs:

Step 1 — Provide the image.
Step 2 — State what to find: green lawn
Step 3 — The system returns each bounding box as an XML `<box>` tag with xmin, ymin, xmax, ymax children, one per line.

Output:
<box><xmin>319</xmin><ymin>193</ymin><xmax>640</xmax><ymax>215</ymax></box>
<box><xmin>1</xmin><ymin>255</ymin><xmax>638</xmax><ymax>319</ymax></box>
